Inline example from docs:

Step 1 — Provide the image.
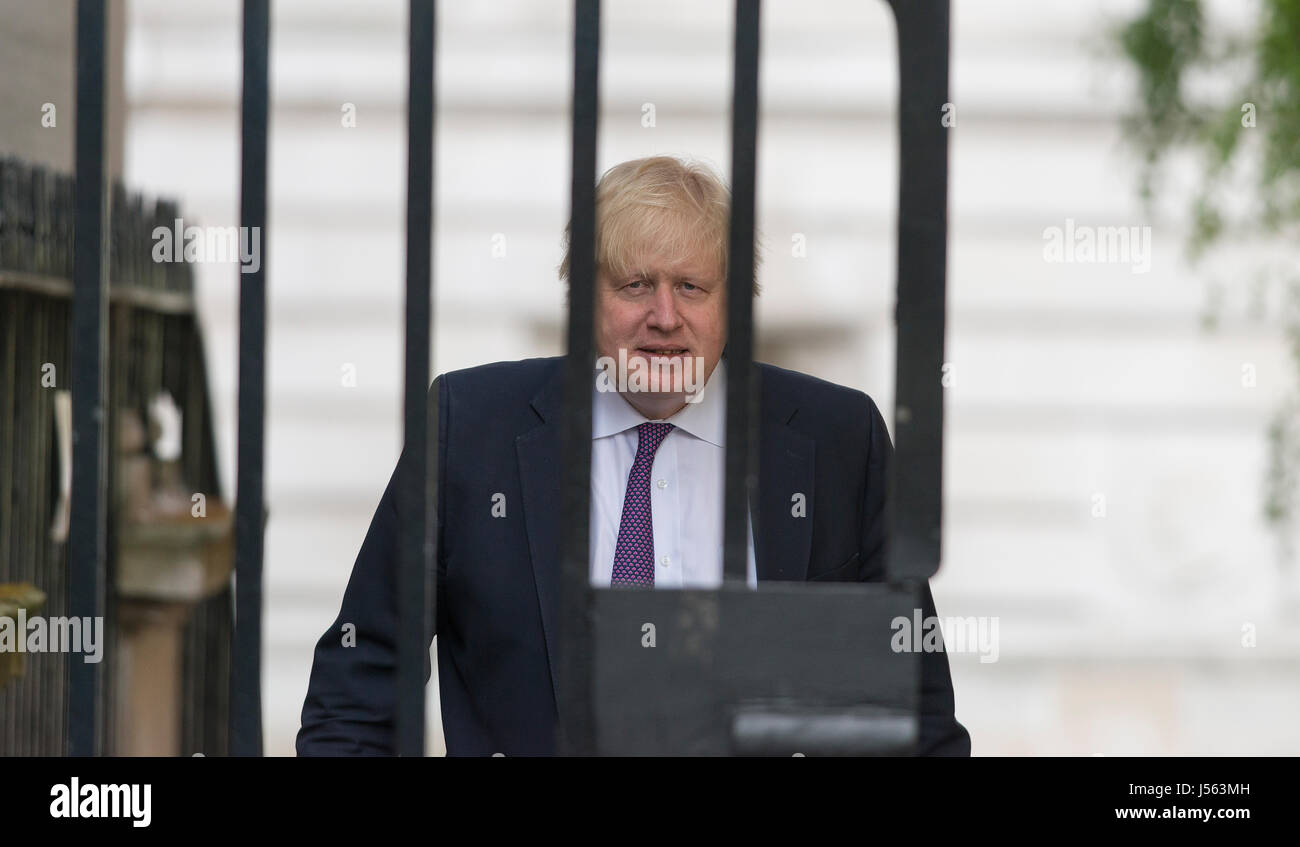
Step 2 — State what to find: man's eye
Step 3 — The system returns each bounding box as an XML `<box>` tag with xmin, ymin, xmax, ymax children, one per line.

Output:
<box><xmin>681</xmin><ymin>282</ymin><xmax>698</xmax><ymax>291</ymax></box>
<box><xmin>626</xmin><ymin>279</ymin><xmax>648</xmax><ymax>289</ymax></box>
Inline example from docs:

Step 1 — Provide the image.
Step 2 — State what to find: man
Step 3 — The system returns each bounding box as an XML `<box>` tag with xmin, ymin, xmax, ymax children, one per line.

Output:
<box><xmin>297</xmin><ymin>156</ymin><xmax>971</xmax><ymax>756</ymax></box>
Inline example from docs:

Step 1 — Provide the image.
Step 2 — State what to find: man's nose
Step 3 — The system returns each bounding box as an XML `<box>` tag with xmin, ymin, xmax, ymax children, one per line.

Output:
<box><xmin>646</xmin><ymin>282</ymin><xmax>683</xmax><ymax>331</ymax></box>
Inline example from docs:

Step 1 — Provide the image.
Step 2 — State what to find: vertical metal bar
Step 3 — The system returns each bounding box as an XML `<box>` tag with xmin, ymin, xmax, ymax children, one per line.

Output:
<box><xmin>397</xmin><ymin>0</ymin><xmax>436</xmax><ymax>758</ymax></box>
<box><xmin>557</xmin><ymin>0</ymin><xmax>600</xmax><ymax>757</ymax></box>
<box><xmin>724</xmin><ymin>0</ymin><xmax>760</xmax><ymax>584</ymax></box>
<box><xmin>68</xmin><ymin>0</ymin><xmax>109</xmax><ymax>758</ymax></box>
<box><xmin>231</xmin><ymin>0</ymin><xmax>269</xmax><ymax>757</ymax></box>
<box><xmin>886</xmin><ymin>0</ymin><xmax>948</xmax><ymax>583</ymax></box>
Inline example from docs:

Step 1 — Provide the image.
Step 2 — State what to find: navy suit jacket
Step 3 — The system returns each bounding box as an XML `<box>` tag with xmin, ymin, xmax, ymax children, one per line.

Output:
<box><xmin>297</xmin><ymin>356</ymin><xmax>971</xmax><ymax>756</ymax></box>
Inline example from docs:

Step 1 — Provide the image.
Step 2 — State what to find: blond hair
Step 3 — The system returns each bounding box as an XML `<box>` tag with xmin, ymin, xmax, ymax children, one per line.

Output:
<box><xmin>559</xmin><ymin>155</ymin><xmax>760</xmax><ymax>295</ymax></box>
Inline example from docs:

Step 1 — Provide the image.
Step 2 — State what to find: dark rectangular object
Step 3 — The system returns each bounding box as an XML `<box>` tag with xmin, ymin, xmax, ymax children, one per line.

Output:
<box><xmin>68</xmin><ymin>0</ymin><xmax>110</xmax><ymax>758</ymax></box>
<box><xmin>556</xmin><ymin>0</ymin><xmax>601</xmax><ymax>757</ymax></box>
<box><xmin>396</xmin><ymin>0</ymin><xmax>436</xmax><ymax>758</ymax></box>
<box><xmin>886</xmin><ymin>0</ymin><xmax>949</xmax><ymax>583</ymax></box>
<box><xmin>592</xmin><ymin>582</ymin><xmax>920</xmax><ymax>755</ymax></box>
<box><xmin>231</xmin><ymin>0</ymin><xmax>269</xmax><ymax>758</ymax></box>
<box><xmin>723</xmin><ymin>0</ymin><xmax>760</xmax><ymax>585</ymax></box>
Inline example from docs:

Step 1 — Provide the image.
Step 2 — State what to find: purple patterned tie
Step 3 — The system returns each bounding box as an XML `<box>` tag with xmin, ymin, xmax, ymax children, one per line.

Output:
<box><xmin>610</xmin><ymin>422</ymin><xmax>675</xmax><ymax>587</ymax></box>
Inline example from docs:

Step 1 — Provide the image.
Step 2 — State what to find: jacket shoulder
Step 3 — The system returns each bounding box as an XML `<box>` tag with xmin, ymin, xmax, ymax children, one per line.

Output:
<box><xmin>757</xmin><ymin>361</ymin><xmax>882</xmax><ymax>420</ymax></box>
<box><xmin>437</xmin><ymin>356</ymin><xmax>562</xmax><ymax>406</ymax></box>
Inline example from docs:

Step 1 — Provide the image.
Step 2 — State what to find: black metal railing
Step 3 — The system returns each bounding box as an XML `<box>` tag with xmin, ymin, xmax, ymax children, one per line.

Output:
<box><xmin>556</xmin><ymin>0</ymin><xmax>599</xmax><ymax>757</ymax></box>
<box><xmin>0</xmin><ymin>165</ymin><xmax>230</xmax><ymax>755</ymax></box>
<box><xmin>68</xmin><ymin>0</ymin><xmax>110</xmax><ymax>758</ymax></box>
<box><xmin>229</xmin><ymin>0</ymin><xmax>269</xmax><ymax>759</ymax></box>
<box><xmin>55</xmin><ymin>0</ymin><xmax>949</xmax><ymax>756</ymax></box>
<box><xmin>889</xmin><ymin>0</ymin><xmax>949</xmax><ymax>585</ymax></box>
<box><xmin>0</xmin><ymin>288</ymin><xmax>70</xmax><ymax>756</ymax></box>
<box><xmin>395</xmin><ymin>0</ymin><xmax>438</xmax><ymax>759</ymax></box>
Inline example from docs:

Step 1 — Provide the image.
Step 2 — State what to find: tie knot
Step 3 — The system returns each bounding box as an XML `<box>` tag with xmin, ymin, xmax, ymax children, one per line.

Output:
<box><xmin>635</xmin><ymin>422</ymin><xmax>675</xmax><ymax>454</ymax></box>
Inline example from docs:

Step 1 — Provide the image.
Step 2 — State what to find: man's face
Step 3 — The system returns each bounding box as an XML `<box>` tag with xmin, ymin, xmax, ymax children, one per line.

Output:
<box><xmin>594</xmin><ymin>241</ymin><xmax>726</xmax><ymax>418</ymax></box>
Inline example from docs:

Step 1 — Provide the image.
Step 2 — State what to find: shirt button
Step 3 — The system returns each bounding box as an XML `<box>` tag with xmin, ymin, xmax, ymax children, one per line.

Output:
<box><xmin>660</xmin><ymin>556</ymin><xmax>671</xmax><ymax>567</ymax></box>
<box><xmin>656</xmin><ymin>479</ymin><xmax>668</xmax><ymax>489</ymax></box>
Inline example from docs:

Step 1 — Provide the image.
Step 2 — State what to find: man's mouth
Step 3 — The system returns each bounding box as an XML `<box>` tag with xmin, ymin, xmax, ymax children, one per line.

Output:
<box><xmin>637</xmin><ymin>347</ymin><xmax>688</xmax><ymax>357</ymax></box>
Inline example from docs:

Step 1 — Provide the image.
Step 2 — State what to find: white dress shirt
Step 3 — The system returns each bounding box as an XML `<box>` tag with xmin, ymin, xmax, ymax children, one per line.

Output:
<box><xmin>589</xmin><ymin>360</ymin><xmax>758</xmax><ymax>589</ymax></box>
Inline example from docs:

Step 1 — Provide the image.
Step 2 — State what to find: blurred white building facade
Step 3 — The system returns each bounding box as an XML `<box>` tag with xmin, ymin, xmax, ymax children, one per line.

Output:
<box><xmin>124</xmin><ymin>0</ymin><xmax>1300</xmax><ymax>755</ymax></box>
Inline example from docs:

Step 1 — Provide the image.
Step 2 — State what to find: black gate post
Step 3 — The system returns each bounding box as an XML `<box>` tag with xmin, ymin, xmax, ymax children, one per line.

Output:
<box><xmin>68</xmin><ymin>0</ymin><xmax>110</xmax><ymax>758</ymax></box>
<box><xmin>723</xmin><ymin>0</ymin><xmax>761</xmax><ymax>585</ymax></box>
<box><xmin>396</xmin><ymin>0</ymin><xmax>437</xmax><ymax>758</ymax></box>
<box><xmin>231</xmin><ymin>0</ymin><xmax>270</xmax><ymax>758</ymax></box>
<box><xmin>556</xmin><ymin>0</ymin><xmax>601</xmax><ymax>757</ymax></box>
<box><xmin>886</xmin><ymin>0</ymin><xmax>949</xmax><ymax>584</ymax></box>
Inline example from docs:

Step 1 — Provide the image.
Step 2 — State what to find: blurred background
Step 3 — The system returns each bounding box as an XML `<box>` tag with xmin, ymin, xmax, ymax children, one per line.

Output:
<box><xmin>1</xmin><ymin>0</ymin><xmax>1297</xmax><ymax>755</ymax></box>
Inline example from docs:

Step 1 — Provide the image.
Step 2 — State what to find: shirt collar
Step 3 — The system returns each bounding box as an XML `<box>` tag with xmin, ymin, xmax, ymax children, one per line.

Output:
<box><xmin>591</xmin><ymin>359</ymin><xmax>726</xmax><ymax>447</ymax></box>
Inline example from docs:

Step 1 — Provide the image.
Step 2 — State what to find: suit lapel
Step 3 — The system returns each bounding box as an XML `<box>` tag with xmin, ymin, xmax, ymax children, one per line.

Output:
<box><xmin>516</xmin><ymin>366</ymin><xmax>565</xmax><ymax>708</ymax></box>
<box><xmin>755</xmin><ymin>368</ymin><xmax>814</xmax><ymax>582</ymax></box>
